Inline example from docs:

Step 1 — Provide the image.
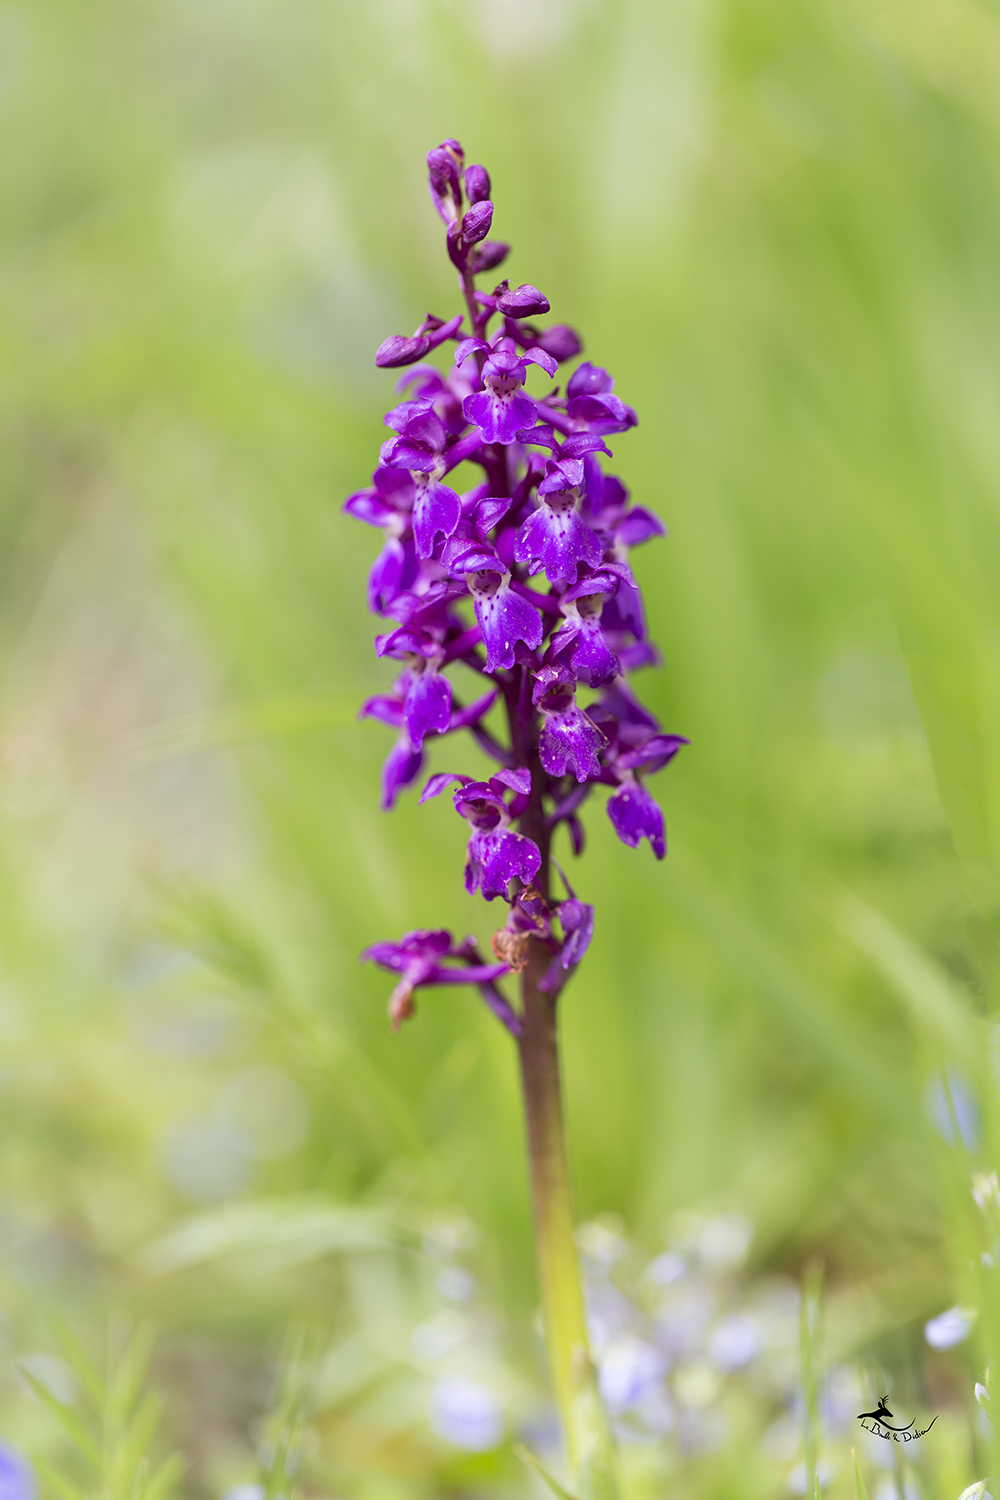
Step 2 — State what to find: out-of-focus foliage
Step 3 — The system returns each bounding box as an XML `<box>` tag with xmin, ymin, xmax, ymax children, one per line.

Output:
<box><xmin>4</xmin><ymin>0</ymin><xmax>1000</xmax><ymax>1495</ymax></box>
<box><xmin>21</xmin><ymin>1322</ymin><xmax>184</xmax><ymax>1500</ymax></box>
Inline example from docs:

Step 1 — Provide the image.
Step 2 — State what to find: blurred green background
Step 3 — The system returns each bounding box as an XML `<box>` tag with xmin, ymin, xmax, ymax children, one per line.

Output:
<box><xmin>5</xmin><ymin>0</ymin><xmax>1000</xmax><ymax>1495</ymax></box>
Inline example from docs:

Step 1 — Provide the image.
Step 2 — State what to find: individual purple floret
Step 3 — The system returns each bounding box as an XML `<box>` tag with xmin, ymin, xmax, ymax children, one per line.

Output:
<box><xmin>401</xmin><ymin>666</ymin><xmax>452</xmax><ymax>749</ymax></box>
<box><xmin>606</xmin><ymin>779</ymin><xmax>667</xmax><ymax>860</ymax></box>
<box><xmin>550</xmin><ymin>573</ymin><xmax>621</xmax><ymax>687</ymax></box>
<box><xmin>540</xmin><ymin>869</ymin><xmax>596</xmax><ymax>992</ymax></box>
<box><xmin>556</xmin><ymin>896</ymin><xmax>595</xmax><ymax>969</ymax></box>
<box><xmin>458</xmin><ymin>336</ymin><xmax>557</xmax><ymax>445</ymax></box>
<box><xmin>375</xmin><ymin>312</ymin><xmax>464</xmax><ymax>370</ymax></box>
<box><xmin>562</xmin><ymin>361</ymin><xmax>638</xmax><ymax>435</ymax></box>
<box><xmin>533</xmin><ymin>667</ymin><xmax>606</xmax><ymax>783</ymax></box>
<box><xmin>422</xmin><ymin>771</ymin><xmax>541</xmax><ymax>901</ymax></box>
<box><xmin>466</xmin><ymin>562</ymin><xmax>543</xmax><ymax>672</ymax></box>
<box><xmin>343</xmin><ymin>466</ymin><xmax>419</xmax><ymax>613</ymax></box>
<box><xmin>344</xmin><ymin>137</ymin><xmax>686</xmax><ymax>1031</ymax></box>
<box><xmin>364</xmin><ymin>928</ymin><xmax>513</xmax><ymax>1031</ymax></box>
<box><xmin>360</xmin><ymin>684</ymin><xmax>496</xmax><ymax>810</ymax></box>
<box><xmin>380</xmin><ymin>402</ymin><xmax>464</xmax><ymax>557</ymax></box>
<box><xmin>514</xmin><ymin>450</ymin><xmax>605</xmax><ymax>585</ymax></box>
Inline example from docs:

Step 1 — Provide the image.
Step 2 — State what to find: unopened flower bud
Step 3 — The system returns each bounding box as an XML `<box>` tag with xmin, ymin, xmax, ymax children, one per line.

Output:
<box><xmin>461</xmin><ymin>201</ymin><xmax>493</xmax><ymax>244</ymax></box>
<box><xmin>464</xmin><ymin>164</ymin><xmax>491</xmax><ymax>204</ymax></box>
<box><xmin>375</xmin><ymin>333</ymin><xmax>432</xmax><ymax>368</ymax></box>
<box><xmin>427</xmin><ymin>141</ymin><xmax>464</xmax><ymax>223</ymax></box>
<box><xmin>427</xmin><ymin>147</ymin><xmax>460</xmax><ymax>196</ymax></box>
<box><xmin>497</xmin><ymin>282</ymin><xmax>550</xmax><ymax>317</ymax></box>
<box><xmin>470</xmin><ymin>241</ymin><xmax>509</xmax><ymax>275</ymax></box>
<box><xmin>534</xmin><ymin>323</ymin><xmax>583</xmax><ymax>362</ymax></box>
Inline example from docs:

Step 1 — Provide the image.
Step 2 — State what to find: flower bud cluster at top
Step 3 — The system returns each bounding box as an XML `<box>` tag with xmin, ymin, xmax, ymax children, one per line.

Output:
<box><xmin>344</xmin><ymin>138</ymin><xmax>686</xmax><ymax>1033</ymax></box>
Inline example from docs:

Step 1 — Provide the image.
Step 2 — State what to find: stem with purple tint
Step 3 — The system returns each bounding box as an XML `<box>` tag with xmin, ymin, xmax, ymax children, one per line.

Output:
<box><xmin>345</xmin><ymin>137</ymin><xmax>687</xmax><ymax>1485</ymax></box>
<box><xmin>515</xmin><ymin>776</ymin><xmax>594</xmax><ymax>1466</ymax></box>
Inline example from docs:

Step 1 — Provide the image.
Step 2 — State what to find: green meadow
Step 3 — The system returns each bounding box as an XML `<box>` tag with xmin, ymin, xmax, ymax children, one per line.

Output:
<box><xmin>3</xmin><ymin>1</ymin><xmax>1000</xmax><ymax>1496</ymax></box>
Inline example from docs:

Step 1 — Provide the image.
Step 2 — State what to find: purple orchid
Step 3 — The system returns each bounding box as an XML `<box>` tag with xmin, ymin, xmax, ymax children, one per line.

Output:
<box><xmin>343</xmin><ymin>466</ymin><xmax>419</xmax><ymax>613</ymax></box>
<box><xmin>533</xmin><ymin>666</ymin><xmax>606</xmax><ymax>783</ymax></box>
<box><xmin>458</xmin><ymin>335</ymin><xmax>558</xmax><ymax>445</ymax></box>
<box><xmin>540</xmin><ymin>869</ymin><xmax>595</xmax><ymax>992</ymax></box>
<box><xmin>363</xmin><ymin>928</ymin><xmax>513</xmax><ymax>1031</ymax></box>
<box><xmin>466</xmin><ymin>561</ymin><xmax>543</xmax><ymax>672</ymax></box>
<box><xmin>606</xmin><ymin>779</ymin><xmax>667</xmax><ymax>859</ymax></box>
<box><xmin>360</xmin><ymin>684</ymin><xmax>496</xmax><ymax>810</ymax></box>
<box><xmin>426</xmin><ymin>140</ymin><xmax>465</xmax><ymax>224</ymax></box>
<box><xmin>547</xmin><ymin>360</ymin><xmax>639</xmax><ymax>436</ymax></box>
<box><xmin>343</xmin><ymin>137</ymin><xmax>685</xmax><ymax>1033</ymax></box>
<box><xmin>422</xmin><ymin>770</ymin><xmax>541</xmax><ymax>901</ymax></box>
<box><xmin>344</xmin><ymin>137</ymin><xmax>688</xmax><ymax>1483</ymax></box>
<box><xmin>514</xmin><ymin>450</ymin><xmax>605</xmax><ymax>585</ymax></box>
<box><xmin>549</xmin><ymin>571</ymin><xmax>621</xmax><ymax>687</ymax></box>
<box><xmin>399</xmin><ymin>665</ymin><xmax>452</xmax><ymax>749</ymax></box>
<box><xmin>375</xmin><ymin>312</ymin><xmax>464</xmax><ymax>370</ymax></box>
<box><xmin>380</xmin><ymin>401</ymin><xmax>464</xmax><ymax>558</ymax></box>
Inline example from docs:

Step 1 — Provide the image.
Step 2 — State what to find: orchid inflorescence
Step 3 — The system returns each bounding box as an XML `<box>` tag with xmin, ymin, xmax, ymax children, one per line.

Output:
<box><xmin>345</xmin><ymin>138</ymin><xmax>686</xmax><ymax>1033</ymax></box>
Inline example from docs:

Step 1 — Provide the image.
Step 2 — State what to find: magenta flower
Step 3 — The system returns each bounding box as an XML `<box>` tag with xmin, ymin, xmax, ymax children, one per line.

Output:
<box><xmin>466</xmin><ymin>562</ymin><xmax>543</xmax><ymax>672</ymax></box>
<box><xmin>458</xmin><ymin>336</ymin><xmax>558</xmax><ymax>445</ymax></box>
<box><xmin>549</xmin><ymin>572</ymin><xmax>621</xmax><ymax>687</ymax></box>
<box><xmin>344</xmin><ymin>138</ymin><xmax>688</xmax><ymax>1486</ymax></box>
<box><xmin>533</xmin><ymin>667</ymin><xmax>606</xmax><ymax>783</ymax></box>
<box><xmin>606</xmin><ymin>780</ymin><xmax>667</xmax><ymax>859</ymax></box>
<box><xmin>360</xmin><ymin>685</ymin><xmax>496</xmax><ymax>811</ymax></box>
<box><xmin>422</xmin><ymin>771</ymin><xmax>541</xmax><ymax>901</ymax></box>
<box><xmin>514</xmin><ymin>452</ymin><xmax>604</xmax><ymax>585</ymax></box>
<box><xmin>563</xmin><ymin>361</ymin><xmax>638</xmax><ymax>435</ymax></box>
<box><xmin>343</xmin><ymin>466</ymin><xmax>419</xmax><ymax>613</ymax></box>
<box><xmin>380</xmin><ymin>401</ymin><xmax>464</xmax><ymax>557</ymax></box>
<box><xmin>363</xmin><ymin>928</ymin><xmax>514</xmax><ymax>1031</ymax></box>
<box><xmin>344</xmin><ymin>136</ymin><xmax>686</xmax><ymax>1030</ymax></box>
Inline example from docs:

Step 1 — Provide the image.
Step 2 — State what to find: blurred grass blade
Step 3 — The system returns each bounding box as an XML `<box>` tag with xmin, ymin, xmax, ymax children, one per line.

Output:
<box><xmin>833</xmin><ymin>891</ymin><xmax>976</xmax><ymax>1060</ymax></box>
<box><xmin>140</xmin><ymin>1197</ymin><xmax>402</xmax><ymax>1275</ymax></box>
<box><xmin>144</xmin><ymin>1454</ymin><xmax>187</xmax><ymax>1500</ymax></box>
<box><xmin>122</xmin><ymin>692</ymin><xmax>358</xmax><ymax>764</ymax></box>
<box><xmin>851</xmin><ymin>1449</ymin><xmax>869</xmax><ymax>1500</ymax></box>
<box><xmin>107</xmin><ymin>1322</ymin><xmax>155</xmax><ymax>1421</ymax></box>
<box><xmin>257</xmin><ymin>1325</ymin><xmax>321</xmax><ymax>1500</ymax></box>
<box><xmin>19</xmin><ymin>1368</ymin><xmax>102</xmax><ymax>1468</ymax></box>
<box><xmin>119</xmin><ymin>1395</ymin><xmax>166</xmax><ymax>1478</ymax></box>
<box><xmin>32</xmin><ymin>1457</ymin><xmax>86</xmax><ymax>1500</ymax></box>
<box><xmin>25</xmin><ymin>1323</ymin><xmax>182</xmax><ymax>1500</ymax></box>
<box><xmin>50</xmin><ymin>1321</ymin><xmax>106</xmax><ymax>1409</ymax></box>
<box><xmin>672</xmin><ymin>872</ymin><xmax>916</xmax><ymax>1125</ymax></box>
<box><xmin>513</xmin><ymin>1444</ymin><xmax>579</xmax><ymax>1500</ymax></box>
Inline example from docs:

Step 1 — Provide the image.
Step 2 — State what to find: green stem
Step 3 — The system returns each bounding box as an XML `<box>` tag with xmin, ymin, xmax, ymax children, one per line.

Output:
<box><xmin>508</xmin><ymin>674</ymin><xmax>617</xmax><ymax>1494</ymax></box>
<box><xmin>517</xmin><ymin>942</ymin><xmax>590</xmax><ymax>1467</ymax></box>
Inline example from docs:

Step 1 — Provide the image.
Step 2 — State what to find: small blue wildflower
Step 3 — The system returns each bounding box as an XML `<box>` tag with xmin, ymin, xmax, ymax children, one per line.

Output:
<box><xmin>429</xmin><ymin>1377</ymin><xmax>503</xmax><ymax>1451</ymax></box>
<box><xmin>0</xmin><ymin>1445</ymin><xmax>33</xmax><ymax>1500</ymax></box>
